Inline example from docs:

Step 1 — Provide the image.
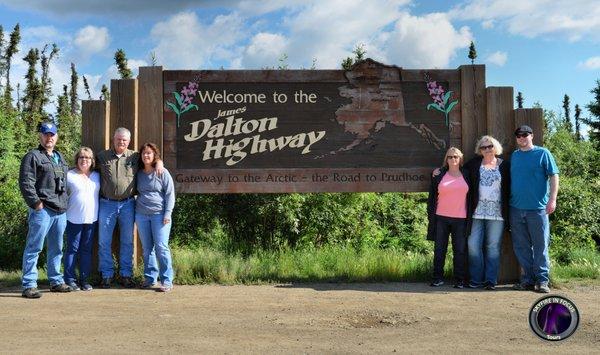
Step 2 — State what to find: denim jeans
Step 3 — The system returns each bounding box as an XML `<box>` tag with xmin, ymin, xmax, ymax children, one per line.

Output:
<box><xmin>22</xmin><ymin>207</ymin><xmax>67</xmax><ymax>289</ymax></box>
<box><xmin>510</xmin><ymin>207</ymin><xmax>550</xmax><ymax>284</ymax></box>
<box><xmin>433</xmin><ymin>215</ymin><xmax>467</xmax><ymax>282</ymax></box>
<box><xmin>136</xmin><ymin>213</ymin><xmax>173</xmax><ymax>287</ymax></box>
<box><xmin>98</xmin><ymin>198</ymin><xmax>135</xmax><ymax>278</ymax></box>
<box><xmin>63</xmin><ymin>221</ymin><xmax>95</xmax><ymax>284</ymax></box>
<box><xmin>468</xmin><ymin>218</ymin><xmax>504</xmax><ymax>286</ymax></box>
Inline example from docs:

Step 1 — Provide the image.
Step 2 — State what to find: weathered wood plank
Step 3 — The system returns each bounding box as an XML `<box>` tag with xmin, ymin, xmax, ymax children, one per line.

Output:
<box><xmin>486</xmin><ymin>87</ymin><xmax>514</xmax><ymax>158</ymax></box>
<box><xmin>81</xmin><ymin>100</ymin><xmax>109</xmax><ymax>154</ymax></box>
<box><xmin>460</xmin><ymin>65</ymin><xmax>486</xmax><ymax>160</ymax></box>
<box><xmin>138</xmin><ymin>66</ymin><xmax>163</xmax><ymax>151</ymax></box>
<box><xmin>110</xmin><ymin>78</ymin><xmax>138</xmax><ymax>149</ymax></box>
<box><xmin>498</xmin><ymin>231</ymin><xmax>520</xmax><ymax>284</ymax></box>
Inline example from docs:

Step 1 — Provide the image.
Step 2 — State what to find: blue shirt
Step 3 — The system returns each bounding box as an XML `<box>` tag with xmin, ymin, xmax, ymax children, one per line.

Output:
<box><xmin>510</xmin><ymin>146</ymin><xmax>559</xmax><ymax>210</ymax></box>
<box><xmin>135</xmin><ymin>168</ymin><xmax>175</xmax><ymax>220</ymax></box>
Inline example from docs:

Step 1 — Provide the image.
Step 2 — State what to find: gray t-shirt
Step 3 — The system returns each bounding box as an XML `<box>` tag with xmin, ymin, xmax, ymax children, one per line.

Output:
<box><xmin>135</xmin><ymin>168</ymin><xmax>175</xmax><ymax>220</ymax></box>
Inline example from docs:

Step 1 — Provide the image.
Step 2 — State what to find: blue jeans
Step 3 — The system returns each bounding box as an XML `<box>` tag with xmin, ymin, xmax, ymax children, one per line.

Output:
<box><xmin>468</xmin><ymin>218</ymin><xmax>504</xmax><ymax>286</ymax></box>
<box><xmin>136</xmin><ymin>213</ymin><xmax>173</xmax><ymax>286</ymax></box>
<box><xmin>510</xmin><ymin>207</ymin><xmax>550</xmax><ymax>284</ymax></box>
<box><xmin>63</xmin><ymin>221</ymin><xmax>95</xmax><ymax>284</ymax></box>
<box><xmin>98</xmin><ymin>198</ymin><xmax>135</xmax><ymax>278</ymax></box>
<box><xmin>22</xmin><ymin>207</ymin><xmax>67</xmax><ymax>289</ymax></box>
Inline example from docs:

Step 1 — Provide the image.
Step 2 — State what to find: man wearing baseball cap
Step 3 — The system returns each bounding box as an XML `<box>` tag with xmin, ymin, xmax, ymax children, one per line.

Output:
<box><xmin>510</xmin><ymin>125</ymin><xmax>559</xmax><ymax>293</ymax></box>
<box><xmin>19</xmin><ymin>121</ymin><xmax>72</xmax><ymax>298</ymax></box>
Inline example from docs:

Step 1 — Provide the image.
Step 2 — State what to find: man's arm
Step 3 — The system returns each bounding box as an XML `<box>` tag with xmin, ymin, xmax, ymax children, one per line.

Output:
<box><xmin>19</xmin><ymin>153</ymin><xmax>43</xmax><ymax>210</ymax></box>
<box><xmin>155</xmin><ymin>159</ymin><xmax>164</xmax><ymax>175</ymax></box>
<box><xmin>546</xmin><ymin>174</ymin><xmax>559</xmax><ymax>214</ymax></box>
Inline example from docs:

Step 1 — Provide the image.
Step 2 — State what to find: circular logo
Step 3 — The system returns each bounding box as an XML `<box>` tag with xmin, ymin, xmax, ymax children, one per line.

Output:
<box><xmin>529</xmin><ymin>295</ymin><xmax>579</xmax><ymax>341</ymax></box>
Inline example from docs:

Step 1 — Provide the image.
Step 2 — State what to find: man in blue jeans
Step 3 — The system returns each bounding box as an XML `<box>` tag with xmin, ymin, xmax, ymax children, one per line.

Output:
<box><xmin>96</xmin><ymin>128</ymin><xmax>162</xmax><ymax>288</ymax></box>
<box><xmin>19</xmin><ymin>122</ymin><xmax>72</xmax><ymax>298</ymax></box>
<box><xmin>510</xmin><ymin>125</ymin><xmax>559</xmax><ymax>293</ymax></box>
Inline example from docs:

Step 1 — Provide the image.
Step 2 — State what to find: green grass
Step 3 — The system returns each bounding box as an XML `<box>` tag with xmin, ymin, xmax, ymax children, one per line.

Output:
<box><xmin>173</xmin><ymin>245</ymin><xmax>434</xmax><ymax>284</ymax></box>
<box><xmin>1</xmin><ymin>246</ymin><xmax>598</xmax><ymax>287</ymax></box>
<box><xmin>552</xmin><ymin>248</ymin><xmax>600</xmax><ymax>284</ymax></box>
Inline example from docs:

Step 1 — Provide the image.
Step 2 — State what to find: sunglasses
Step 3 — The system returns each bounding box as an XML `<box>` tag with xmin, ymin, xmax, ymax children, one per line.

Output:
<box><xmin>479</xmin><ymin>144</ymin><xmax>494</xmax><ymax>150</ymax></box>
<box><xmin>515</xmin><ymin>133</ymin><xmax>530</xmax><ymax>138</ymax></box>
<box><xmin>447</xmin><ymin>155</ymin><xmax>460</xmax><ymax>160</ymax></box>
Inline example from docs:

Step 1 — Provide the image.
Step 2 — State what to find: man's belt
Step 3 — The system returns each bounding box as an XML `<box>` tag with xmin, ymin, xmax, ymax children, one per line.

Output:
<box><xmin>101</xmin><ymin>196</ymin><xmax>134</xmax><ymax>202</ymax></box>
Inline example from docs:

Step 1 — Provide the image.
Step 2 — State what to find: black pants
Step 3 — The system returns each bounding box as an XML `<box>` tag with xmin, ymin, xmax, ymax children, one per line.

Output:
<box><xmin>433</xmin><ymin>215</ymin><xmax>467</xmax><ymax>282</ymax></box>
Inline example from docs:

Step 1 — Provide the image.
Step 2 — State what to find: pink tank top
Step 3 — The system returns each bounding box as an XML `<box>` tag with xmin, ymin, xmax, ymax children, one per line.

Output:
<box><xmin>436</xmin><ymin>173</ymin><xmax>468</xmax><ymax>218</ymax></box>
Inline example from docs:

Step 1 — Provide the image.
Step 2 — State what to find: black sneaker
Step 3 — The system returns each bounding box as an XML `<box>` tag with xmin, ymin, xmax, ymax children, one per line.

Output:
<box><xmin>22</xmin><ymin>287</ymin><xmax>42</xmax><ymax>299</ymax></box>
<box><xmin>120</xmin><ymin>277</ymin><xmax>135</xmax><ymax>288</ymax></box>
<box><xmin>430</xmin><ymin>279</ymin><xmax>444</xmax><ymax>287</ymax></box>
<box><xmin>101</xmin><ymin>277</ymin><xmax>112</xmax><ymax>289</ymax></box>
<box><xmin>140</xmin><ymin>281</ymin><xmax>157</xmax><ymax>289</ymax></box>
<box><xmin>484</xmin><ymin>282</ymin><xmax>496</xmax><ymax>290</ymax></box>
<box><xmin>50</xmin><ymin>283</ymin><xmax>72</xmax><ymax>293</ymax></box>
<box><xmin>453</xmin><ymin>282</ymin><xmax>464</xmax><ymax>289</ymax></box>
<box><xmin>80</xmin><ymin>282</ymin><xmax>93</xmax><ymax>291</ymax></box>
<box><xmin>513</xmin><ymin>282</ymin><xmax>535</xmax><ymax>291</ymax></box>
<box><xmin>66</xmin><ymin>282</ymin><xmax>80</xmax><ymax>291</ymax></box>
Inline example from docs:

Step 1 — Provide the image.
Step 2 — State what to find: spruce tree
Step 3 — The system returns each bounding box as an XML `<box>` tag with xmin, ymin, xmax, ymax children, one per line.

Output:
<box><xmin>468</xmin><ymin>41</ymin><xmax>477</xmax><ymax>65</ymax></box>
<box><xmin>57</xmin><ymin>84</ymin><xmax>69</xmax><ymax>118</ymax></box>
<box><xmin>0</xmin><ymin>25</ymin><xmax>5</xmax><ymax>90</ymax></box>
<box><xmin>114</xmin><ymin>49</ymin><xmax>132</xmax><ymax>79</ymax></box>
<box><xmin>584</xmin><ymin>80</ymin><xmax>600</xmax><ymax>147</ymax></box>
<box><xmin>69</xmin><ymin>63</ymin><xmax>79</xmax><ymax>115</ymax></box>
<box><xmin>3</xmin><ymin>24</ymin><xmax>20</xmax><ymax>108</ymax></box>
<box><xmin>516</xmin><ymin>92</ymin><xmax>524</xmax><ymax>109</ymax></box>
<box><xmin>82</xmin><ymin>75</ymin><xmax>92</xmax><ymax>100</ymax></box>
<box><xmin>574</xmin><ymin>104</ymin><xmax>582</xmax><ymax>141</ymax></box>
<box><xmin>562</xmin><ymin>94</ymin><xmax>573</xmax><ymax>133</ymax></box>
<box><xmin>40</xmin><ymin>44</ymin><xmax>59</xmax><ymax>115</ymax></box>
<box><xmin>100</xmin><ymin>84</ymin><xmax>110</xmax><ymax>101</ymax></box>
<box><xmin>22</xmin><ymin>48</ymin><xmax>41</xmax><ymax>116</ymax></box>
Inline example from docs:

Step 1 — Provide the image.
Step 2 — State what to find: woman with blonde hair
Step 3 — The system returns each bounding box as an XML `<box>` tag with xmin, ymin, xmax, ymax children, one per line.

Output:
<box><xmin>64</xmin><ymin>147</ymin><xmax>100</xmax><ymax>291</ymax></box>
<box><xmin>427</xmin><ymin>147</ymin><xmax>471</xmax><ymax>288</ymax></box>
<box><xmin>464</xmin><ymin>135</ymin><xmax>510</xmax><ymax>290</ymax></box>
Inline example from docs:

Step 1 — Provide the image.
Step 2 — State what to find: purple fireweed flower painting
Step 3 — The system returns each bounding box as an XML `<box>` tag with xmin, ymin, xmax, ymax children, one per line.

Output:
<box><xmin>166</xmin><ymin>79</ymin><xmax>201</xmax><ymax>127</ymax></box>
<box><xmin>424</xmin><ymin>73</ymin><xmax>458</xmax><ymax>127</ymax></box>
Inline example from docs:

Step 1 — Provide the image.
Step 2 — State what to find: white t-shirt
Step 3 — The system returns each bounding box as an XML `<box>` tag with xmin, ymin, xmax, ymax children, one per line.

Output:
<box><xmin>66</xmin><ymin>170</ymin><xmax>100</xmax><ymax>224</ymax></box>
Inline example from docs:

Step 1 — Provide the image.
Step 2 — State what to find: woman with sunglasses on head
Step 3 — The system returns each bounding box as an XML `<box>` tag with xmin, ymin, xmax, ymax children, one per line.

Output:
<box><xmin>427</xmin><ymin>147</ymin><xmax>471</xmax><ymax>288</ymax></box>
<box><xmin>136</xmin><ymin>142</ymin><xmax>175</xmax><ymax>292</ymax></box>
<box><xmin>64</xmin><ymin>147</ymin><xmax>100</xmax><ymax>291</ymax></box>
<box><xmin>463</xmin><ymin>136</ymin><xmax>510</xmax><ymax>290</ymax></box>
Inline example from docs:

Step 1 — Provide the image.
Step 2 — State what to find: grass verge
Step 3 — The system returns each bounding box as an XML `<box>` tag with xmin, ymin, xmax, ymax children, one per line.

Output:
<box><xmin>1</xmin><ymin>246</ymin><xmax>598</xmax><ymax>287</ymax></box>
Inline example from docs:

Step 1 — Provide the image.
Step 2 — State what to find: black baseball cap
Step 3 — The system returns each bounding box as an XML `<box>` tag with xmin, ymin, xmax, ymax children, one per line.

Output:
<box><xmin>514</xmin><ymin>125</ymin><xmax>533</xmax><ymax>135</ymax></box>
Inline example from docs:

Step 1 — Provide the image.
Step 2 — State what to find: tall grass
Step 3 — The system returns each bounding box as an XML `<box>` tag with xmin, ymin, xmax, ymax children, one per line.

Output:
<box><xmin>1</xmin><ymin>246</ymin><xmax>597</xmax><ymax>287</ymax></box>
<box><xmin>172</xmin><ymin>245</ymin><xmax>435</xmax><ymax>284</ymax></box>
<box><xmin>552</xmin><ymin>248</ymin><xmax>600</xmax><ymax>283</ymax></box>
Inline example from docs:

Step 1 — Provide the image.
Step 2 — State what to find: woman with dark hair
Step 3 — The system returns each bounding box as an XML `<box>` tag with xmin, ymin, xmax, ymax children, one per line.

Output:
<box><xmin>427</xmin><ymin>147</ymin><xmax>471</xmax><ymax>288</ymax></box>
<box><xmin>136</xmin><ymin>143</ymin><xmax>175</xmax><ymax>292</ymax></box>
<box><xmin>64</xmin><ymin>147</ymin><xmax>100</xmax><ymax>291</ymax></box>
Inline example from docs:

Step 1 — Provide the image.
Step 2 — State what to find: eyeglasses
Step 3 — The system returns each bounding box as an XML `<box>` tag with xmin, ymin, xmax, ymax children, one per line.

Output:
<box><xmin>515</xmin><ymin>133</ymin><xmax>530</xmax><ymax>138</ymax></box>
<box><xmin>78</xmin><ymin>156</ymin><xmax>92</xmax><ymax>160</ymax></box>
<box><xmin>479</xmin><ymin>144</ymin><xmax>494</xmax><ymax>150</ymax></box>
<box><xmin>447</xmin><ymin>155</ymin><xmax>460</xmax><ymax>160</ymax></box>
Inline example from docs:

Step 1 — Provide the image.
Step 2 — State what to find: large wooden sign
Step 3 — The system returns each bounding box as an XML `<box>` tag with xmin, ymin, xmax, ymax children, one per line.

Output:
<box><xmin>163</xmin><ymin>59</ymin><xmax>462</xmax><ymax>193</ymax></box>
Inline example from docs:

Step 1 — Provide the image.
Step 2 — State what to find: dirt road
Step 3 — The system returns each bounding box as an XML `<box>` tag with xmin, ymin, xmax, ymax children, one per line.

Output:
<box><xmin>1</xmin><ymin>283</ymin><xmax>598</xmax><ymax>353</ymax></box>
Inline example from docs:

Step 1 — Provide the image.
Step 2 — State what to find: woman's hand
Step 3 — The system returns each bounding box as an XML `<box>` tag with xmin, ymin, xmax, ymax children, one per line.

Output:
<box><xmin>163</xmin><ymin>218</ymin><xmax>171</xmax><ymax>225</ymax></box>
